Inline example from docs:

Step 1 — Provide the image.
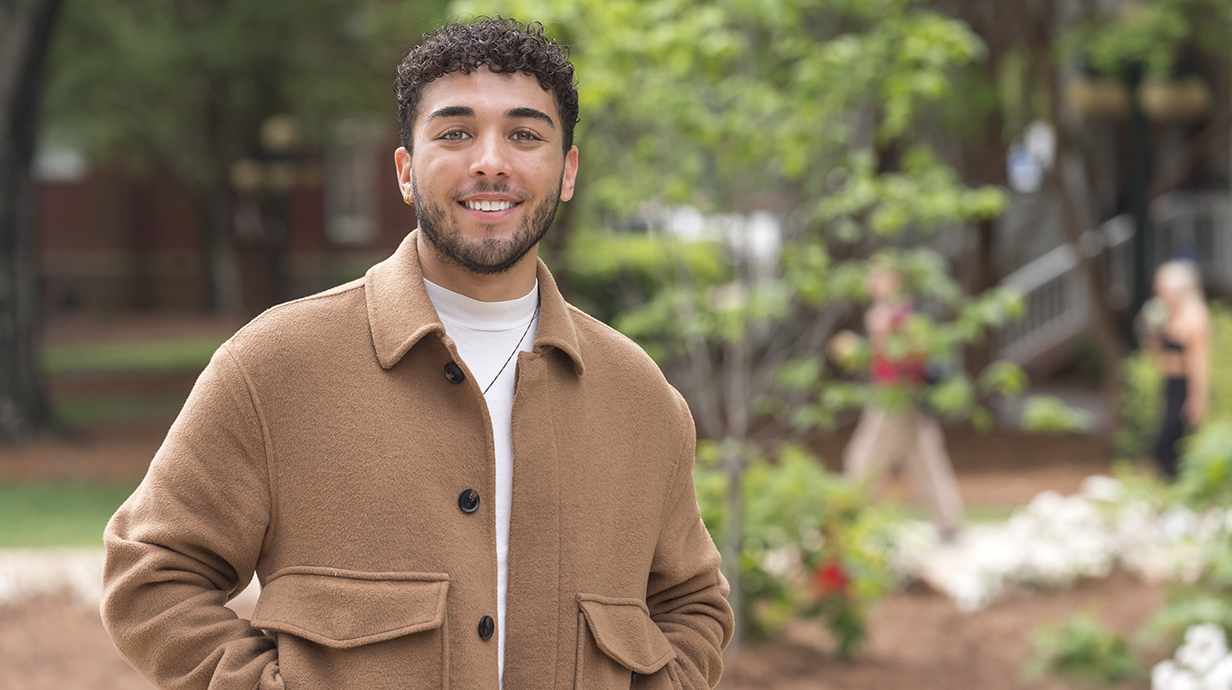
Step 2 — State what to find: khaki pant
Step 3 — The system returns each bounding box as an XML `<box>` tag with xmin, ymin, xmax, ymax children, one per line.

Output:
<box><xmin>842</xmin><ymin>404</ymin><xmax>963</xmax><ymax>533</ymax></box>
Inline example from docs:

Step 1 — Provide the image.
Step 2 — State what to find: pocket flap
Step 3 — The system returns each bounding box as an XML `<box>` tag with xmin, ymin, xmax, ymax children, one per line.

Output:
<box><xmin>578</xmin><ymin>594</ymin><xmax>676</xmax><ymax>674</ymax></box>
<box><xmin>252</xmin><ymin>566</ymin><xmax>449</xmax><ymax>649</ymax></box>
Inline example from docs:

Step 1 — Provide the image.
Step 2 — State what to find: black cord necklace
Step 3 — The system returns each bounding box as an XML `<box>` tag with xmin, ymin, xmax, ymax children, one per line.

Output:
<box><xmin>482</xmin><ymin>301</ymin><xmax>540</xmax><ymax>396</ymax></box>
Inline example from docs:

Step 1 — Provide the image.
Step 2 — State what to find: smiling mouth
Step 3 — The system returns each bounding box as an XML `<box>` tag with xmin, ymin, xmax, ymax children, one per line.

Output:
<box><xmin>462</xmin><ymin>200</ymin><xmax>520</xmax><ymax>212</ymax></box>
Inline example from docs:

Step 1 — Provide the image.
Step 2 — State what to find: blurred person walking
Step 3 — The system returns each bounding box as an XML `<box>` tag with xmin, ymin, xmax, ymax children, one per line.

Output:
<box><xmin>1142</xmin><ymin>260</ymin><xmax>1211</xmax><ymax>478</ymax></box>
<box><xmin>841</xmin><ymin>267</ymin><xmax>964</xmax><ymax>540</ymax></box>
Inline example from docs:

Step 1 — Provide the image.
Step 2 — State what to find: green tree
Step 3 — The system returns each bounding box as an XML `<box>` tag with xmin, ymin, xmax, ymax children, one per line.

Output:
<box><xmin>0</xmin><ymin>0</ymin><xmax>63</xmax><ymax>441</ymax></box>
<box><xmin>42</xmin><ymin>0</ymin><xmax>448</xmax><ymax>313</ymax></box>
<box><xmin>454</xmin><ymin>0</ymin><xmax>1052</xmax><ymax>647</ymax></box>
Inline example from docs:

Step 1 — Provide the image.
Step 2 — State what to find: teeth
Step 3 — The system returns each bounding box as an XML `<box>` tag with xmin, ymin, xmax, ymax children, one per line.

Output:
<box><xmin>465</xmin><ymin>200</ymin><xmax>516</xmax><ymax>212</ymax></box>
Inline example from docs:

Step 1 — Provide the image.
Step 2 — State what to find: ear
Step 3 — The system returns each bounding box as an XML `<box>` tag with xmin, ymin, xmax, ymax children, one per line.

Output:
<box><xmin>394</xmin><ymin>147</ymin><xmax>414</xmax><ymax>204</ymax></box>
<box><xmin>559</xmin><ymin>145</ymin><xmax>579</xmax><ymax>202</ymax></box>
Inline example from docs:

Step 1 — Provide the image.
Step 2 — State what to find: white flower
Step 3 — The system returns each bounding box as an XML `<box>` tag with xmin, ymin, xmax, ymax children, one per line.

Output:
<box><xmin>1160</xmin><ymin>507</ymin><xmax>1200</xmax><ymax>542</ymax></box>
<box><xmin>1155</xmin><ymin>660</ymin><xmax>1180</xmax><ymax>688</ymax></box>
<box><xmin>758</xmin><ymin>546</ymin><xmax>799</xmax><ymax>580</ymax></box>
<box><xmin>1027</xmin><ymin>490</ymin><xmax>1066</xmax><ymax>518</ymax></box>
<box><xmin>1080</xmin><ymin>475</ymin><xmax>1123</xmax><ymax>502</ymax></box>
<box><xmin>1203</xmin><ymin>655</ymin><xmax>1232</xmax><ymax>690</ymax></box>
<box><xmin>1153</xmin><ymin>660</ymin><xmax>1203</xmax><ymax>690</ymax></box>
<box><xmin>1177</xmin><ymin>625</ymin><xmax>1229</xmax><ymax>675</ymax></box>
<box><xmin>908</xmin><ymin>476</ymin><xmax>1232</xmax><ymax>611</ymax></box>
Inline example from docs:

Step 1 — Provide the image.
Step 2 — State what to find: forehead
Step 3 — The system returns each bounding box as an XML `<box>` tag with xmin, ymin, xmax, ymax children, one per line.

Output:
<box><xmin>416</xmin><ymin>68</ymin><xmax>558</xmax><ymax>127</ymax></box>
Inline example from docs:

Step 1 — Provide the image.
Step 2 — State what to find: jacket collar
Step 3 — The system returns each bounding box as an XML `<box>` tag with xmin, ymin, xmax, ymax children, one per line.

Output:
<box><xmin>365</xmin><ymin>230</ymin><xmax>586</xmax><ymax>375</ymax></box>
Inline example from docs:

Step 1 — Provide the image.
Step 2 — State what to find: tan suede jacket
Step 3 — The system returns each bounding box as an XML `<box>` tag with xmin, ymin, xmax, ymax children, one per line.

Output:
<box><xmin>101</xmin><ymin>232</ymin><xmax>732</xmax><ymax>690</ymax></box>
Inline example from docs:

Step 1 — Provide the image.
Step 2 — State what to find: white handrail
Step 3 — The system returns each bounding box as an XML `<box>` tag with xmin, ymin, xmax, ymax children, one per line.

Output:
<box><xmin>995</xmin><ymin>193</ymin><xmax>1231</xmax><ymax>367</ymax></box>
<box><xmin>995</xmin><ymin>215</ymin><xmax>1134</xmax><ymax>365</ymax></box>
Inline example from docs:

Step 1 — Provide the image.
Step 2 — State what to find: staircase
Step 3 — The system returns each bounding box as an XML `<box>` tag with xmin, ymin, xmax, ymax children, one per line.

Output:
<box><xmin>995</xmin><ymin>215</ymin><xmax>1134</xmax><ymax>365</ymax></box>
<box><xmin>994</xmin><ymin>191</ymin><xmax>1232</xmax><ymax>367</ymax></box>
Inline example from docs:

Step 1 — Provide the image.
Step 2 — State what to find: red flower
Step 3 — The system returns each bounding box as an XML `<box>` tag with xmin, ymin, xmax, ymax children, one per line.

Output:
<box><xmin>814</xmin><ymin>559</ymin><xmax>850</xmax><ymax>597</ymax></box>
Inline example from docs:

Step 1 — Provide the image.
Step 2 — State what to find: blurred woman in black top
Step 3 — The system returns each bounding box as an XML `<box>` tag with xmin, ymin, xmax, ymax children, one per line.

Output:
<box><xmin>1144</xmin><ymin>261</ymin><xmax>1210</xmax><ymax>477</ymax></box>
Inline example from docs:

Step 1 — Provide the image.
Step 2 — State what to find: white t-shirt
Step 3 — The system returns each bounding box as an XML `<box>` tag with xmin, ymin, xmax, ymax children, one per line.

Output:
<box><xmin>423</xmin><ymin>278</ymin><xmax>539</xmax><ymax>685</ymax></box>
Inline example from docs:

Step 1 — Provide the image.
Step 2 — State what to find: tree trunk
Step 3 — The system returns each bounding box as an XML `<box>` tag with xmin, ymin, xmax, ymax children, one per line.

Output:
<box><xmin>965</xmin><ymin>218</ymin><xmax>998</xmax><ymax>374</ymax></box>
<box><xmin>1050</xmin><ymin>69</ymin><xmax>1126</xmax><ymax>434</ymax></box>
<box><xmin>199</xmin><ymin>184</ymin><xmax>243</xmax><ymax>316</ymax></box>
<box><xmin>1054</xmin><ymin>153</ymin><xmax>1125</xmax><ymax>433</ymax></box>
<box><xmin>199</xmin><ymin>77</ymin><xmax>243</xmax><ymax>316</ymax></box>
<box><xmin>721</xmin><ymin>326</ymin><xmax>750</xmax><ymax>650</ymax></box>
<box><xmin>720</xmin><ymin>435</ymin><xmax>744</xmax><ymax>651</ymax></box>
<box><xmin>0</xmin><ymin>0</ymin><xmax>62</xmax><ymax>441</ymax></box>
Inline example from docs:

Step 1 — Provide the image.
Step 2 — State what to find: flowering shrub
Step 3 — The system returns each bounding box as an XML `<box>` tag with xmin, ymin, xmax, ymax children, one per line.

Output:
<box><xmin>809</xmin><ymin>557</ymin><xmax>867</xmax><ymax>658</ymax></box>
<box><xmin>1144</xmin><ymin>502</ymin><xmax>1232</xmax><ymax>658</ymax></box>
<box><xmin>1151</xmin><ymin>624</ymin><xmax>1232</xmax><ymax>690</ymax></box>
<box><xmin>1142</xmin><ymin>424</ymin><xmax>1232</xmax><ymax>654</ymax></box>
<box><xmin>694</xmin><ymin>442</ymin><xmax>901</xmax><ymax>656</ymax></box>
<box><xmin>894</xmin><ymin>475</ymin><xmax>1232</xmax><ymax>612</ymax></box>
<box><xmin>1175</xmin><ymin>421</ymin><xmax>1232</xmax><ymax>509</ymax></box>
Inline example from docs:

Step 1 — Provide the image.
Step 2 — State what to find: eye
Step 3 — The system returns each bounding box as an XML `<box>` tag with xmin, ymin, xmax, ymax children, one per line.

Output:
<box><xmin>440</xmin><ymin>129</ymin><xmax>470</xmax><ymax>141</ymax></box>
<box><xmin>511</xmin><ymin>130</ymin><xmax>542</xmax><ymax>142</ymax></box>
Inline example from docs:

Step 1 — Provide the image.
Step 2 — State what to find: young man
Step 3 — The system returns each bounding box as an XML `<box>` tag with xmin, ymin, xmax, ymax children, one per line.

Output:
<box><xmin>101</xmin><ymin>18</ymin><xmax>733</xmax><ymax>690</ymax></box>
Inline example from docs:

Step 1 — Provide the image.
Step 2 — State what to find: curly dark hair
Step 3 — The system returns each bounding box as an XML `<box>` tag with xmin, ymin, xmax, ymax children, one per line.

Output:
<box><xmin>395</xmin><ymin>17</ymin><xmax>579</xmax><ymax>155</ymax></box>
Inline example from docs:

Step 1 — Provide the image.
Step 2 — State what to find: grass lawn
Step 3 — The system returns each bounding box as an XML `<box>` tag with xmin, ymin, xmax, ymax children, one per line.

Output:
<box><xmin>42</xmin><ymin>337</ymin><xmax>224</xmax><ymax>375</ymax></box>
<box><xmin>53</xmin><ymin>395</ymin><xmax>189</xmax><ymax>427</ymax></box>
<box><xmin>40</xmin><ymin>337</ymin><xmax>218</xmax><ymax>427</ymax></box>
<box><xmin>898</xmin><ymin>502</ymin><xmax>1017</xmax><ymax>525</ymax></box>
<box><xmin>0</xmin><ymin>482</ymin><xmax>139</xmax><ymax>547</ymax></box>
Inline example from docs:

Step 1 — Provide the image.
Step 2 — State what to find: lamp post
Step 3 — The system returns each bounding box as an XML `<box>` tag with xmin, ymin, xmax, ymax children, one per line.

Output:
<box><xmin>1125</xmin><ymin>63</ymin><xmax>1152</xmax><ymax>321</ymax></box>
<box><xmin>229</xmin><ymin>114</ymin><xmax>302</xmax><ymax>307</ymax></box>
<box><xmin>1067</xmin><ymin>68</ymin><xmax>1213</xmax><ymax>327</ymax></box>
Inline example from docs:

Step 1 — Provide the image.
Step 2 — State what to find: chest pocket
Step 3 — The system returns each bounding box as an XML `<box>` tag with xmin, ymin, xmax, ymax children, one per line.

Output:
<box><xmin>252</xmin><ymin>567</ymin><xmax>449</xmax><ymax>690</ymax></box>
<box><xmin>575</xmin><ymin>594</ymin><xmax>676</xmax><ymax>690</ymax></box>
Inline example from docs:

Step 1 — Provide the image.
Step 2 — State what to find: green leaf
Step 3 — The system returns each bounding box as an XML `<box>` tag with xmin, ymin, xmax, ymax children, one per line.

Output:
<box><xmin>978</xmin><ymin>360</ymin><xmax>1028</xmax><ymax>397</ymax></box>
<box><xmin>1023</xmin><ymin>396</ymin><xmax>1093</xmax><ymax>433</ymax></box>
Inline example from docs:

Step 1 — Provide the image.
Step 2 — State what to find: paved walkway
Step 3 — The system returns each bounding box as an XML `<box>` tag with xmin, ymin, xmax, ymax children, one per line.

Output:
<box><xmin>0</xmin><ymin>543</ymin><xmax>981</xmax><ymax>614</ymax></box>
<box><xmin>0</xmin><ymin>548</ymin><xmax>259</xmax><ymax>616</ymax></box>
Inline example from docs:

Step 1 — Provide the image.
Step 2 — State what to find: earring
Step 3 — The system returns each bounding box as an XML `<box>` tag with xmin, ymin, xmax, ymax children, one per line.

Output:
<box><xmin>403</xmin><ymin>195</ymin><xmax>413</xmax><ymax>207</ymax></box>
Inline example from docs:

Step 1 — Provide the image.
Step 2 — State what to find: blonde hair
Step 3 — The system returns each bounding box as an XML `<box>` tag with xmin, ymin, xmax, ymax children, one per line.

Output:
<box><xmin>1155</xmin><ymin>260</ymin><xmax>1203</xmax><ymax>301</ymax></box>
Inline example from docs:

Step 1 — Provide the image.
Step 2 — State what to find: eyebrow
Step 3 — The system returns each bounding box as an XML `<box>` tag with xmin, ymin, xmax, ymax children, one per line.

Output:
<box><xmin>506</xmin><ymin>107</ymin><xmax>556</xmax><ymax>128</ymax></box>
<box><xmin>425</xmin><ymin>105</ymin><xmax>557</xmax><ymax>129</ymax></box>
<box><xmin>426</xmin><ymin>106</ymin><xmax>475</xmax><ymax>122</ymax></box>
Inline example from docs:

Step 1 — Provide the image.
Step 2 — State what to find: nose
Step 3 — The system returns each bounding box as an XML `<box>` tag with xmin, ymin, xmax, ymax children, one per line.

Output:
<box><xmin>469</xmin><ymin>132</ymin><xmax>513</xmax><ymax>179</ymax></box>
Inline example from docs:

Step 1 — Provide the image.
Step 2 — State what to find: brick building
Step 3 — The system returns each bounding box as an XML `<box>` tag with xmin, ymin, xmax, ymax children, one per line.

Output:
<box><xmin>35</xmin><ymin>134</ymin><xmax>414</xmax><ymax>318</ymax></box>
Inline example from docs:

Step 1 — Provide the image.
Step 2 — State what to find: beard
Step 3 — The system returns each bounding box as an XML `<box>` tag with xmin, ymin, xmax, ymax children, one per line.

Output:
<box><xmin>413</xmin><ymin>171</ymin><xmax>562</xmax><ymax>276</ymax></box>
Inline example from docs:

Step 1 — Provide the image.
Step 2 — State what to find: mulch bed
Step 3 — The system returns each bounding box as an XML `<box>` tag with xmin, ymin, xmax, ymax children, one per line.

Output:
<box><xmin>719</xmin><ymin>572</ymin><xmax>1165</xmax><ymax>690</ymax></box>
<box><xmin>0</xmin><ymin>572</ymin><xmax>1164</xmax><ymax>690</ymax></box>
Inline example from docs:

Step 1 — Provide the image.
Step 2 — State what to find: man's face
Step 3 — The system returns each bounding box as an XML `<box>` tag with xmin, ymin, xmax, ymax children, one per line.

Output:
<box><xmin>396</xmin><ymin>68</ymin><xmax>579</xmax><ymax>275</ymax></box>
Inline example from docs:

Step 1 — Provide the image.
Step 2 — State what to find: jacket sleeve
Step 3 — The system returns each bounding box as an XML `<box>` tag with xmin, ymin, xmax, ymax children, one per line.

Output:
<box><xmin>643</xmin><ymin>395</ymin><xmax>734</xmax><ymax>690</ymax></box>
<box><xmin>101</xmin><ymin>344</ymin><xmax>283</xmax><ymax>690</ymax></box>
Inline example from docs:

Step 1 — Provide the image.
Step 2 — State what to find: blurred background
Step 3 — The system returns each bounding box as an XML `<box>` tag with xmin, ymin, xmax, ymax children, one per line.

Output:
<box><xmin>3</xmin><ymin>0</ymin><xmax>1232</xmax><ymax>688</ymax></box>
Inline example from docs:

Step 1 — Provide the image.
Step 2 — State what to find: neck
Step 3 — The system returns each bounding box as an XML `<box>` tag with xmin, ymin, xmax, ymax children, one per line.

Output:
<box><xmin>415</xmin><ymin>231</ymin><xmax>540</xmax><ymax>302</ymax></box>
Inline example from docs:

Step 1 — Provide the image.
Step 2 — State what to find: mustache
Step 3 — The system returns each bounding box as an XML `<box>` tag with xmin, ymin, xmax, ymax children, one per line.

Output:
<box><xmin>451</xmin><ymin>181</ymin><xmax>529</xmax><ymax>201</ymax></box>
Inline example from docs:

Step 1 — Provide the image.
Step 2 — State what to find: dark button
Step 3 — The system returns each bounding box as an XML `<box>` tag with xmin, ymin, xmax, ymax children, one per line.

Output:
<box><xmin>458</xmin><ymin>488</ymin><xmax>480</xmax><ymax>513</ymax></box>
<box><xmin>443</xmin><ymin>362</ymin><xmax>465</xmax><ymax>385</ymax></box>
<box><xmin>478</xmin><ymin>615</ymin><xmax>495</xmax><ymax>640</ymax></box>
